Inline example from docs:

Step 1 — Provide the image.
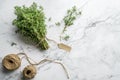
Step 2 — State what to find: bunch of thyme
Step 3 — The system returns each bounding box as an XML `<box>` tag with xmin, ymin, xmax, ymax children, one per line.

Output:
<box><xmin>12</xmin><ymin>3</ymin><xmax>49</xmax><ymax>50</ymax></box>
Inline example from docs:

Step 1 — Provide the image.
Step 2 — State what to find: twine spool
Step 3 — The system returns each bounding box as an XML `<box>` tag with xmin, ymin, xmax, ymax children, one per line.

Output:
<box><xmin>23</xmin><ymin>65</ymin><xmax>37</xmax><ymax>79</ymax></box>
<box><xmin>2</xmin><ymin>54</ymin><xmax>21</xmax><ymax>70</ymax></box>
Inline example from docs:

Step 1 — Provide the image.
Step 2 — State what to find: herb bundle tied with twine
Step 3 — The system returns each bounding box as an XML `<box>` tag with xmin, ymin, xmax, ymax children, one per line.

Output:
<box><xmin>13</xmin><ymin>2</ymin><xmax>72</xmax><ymax>52</ymax></box>
<box><xmin>13</xmin><ymin>3</ymin><xmax>49</xmax><ymax>50</ymax></box>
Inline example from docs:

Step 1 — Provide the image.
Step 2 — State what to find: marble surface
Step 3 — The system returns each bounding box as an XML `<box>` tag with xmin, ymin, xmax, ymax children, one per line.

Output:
<box><xmin>0</xmin><ymin>0</ymin><xmax>120</xmax><ymax>80</ymax></box>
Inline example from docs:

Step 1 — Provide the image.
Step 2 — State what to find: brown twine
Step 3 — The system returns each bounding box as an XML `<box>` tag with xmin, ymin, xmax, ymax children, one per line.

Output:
<box><xmin>23</xmin><ymin>65</ymin><xmax>37</xmax><ymax>79</ymax></box>
<box><xmin>18</xmin><ymin>53</ymin><xmax>69</xmax><ymax>79</ymax></box>
<box><xmin>54</xmin><ymin>61</ymin><xmax>70</xmax><ymax>79</ymax></box>
<box><xmin>2</xmin><ymin>54</ymin><xmax>21</xmax><ymax>70</ymax></box>
<box><xmin>17</xmin><ymin>53</ymin><xmax>37</xmax><ymax>65</ymax></box>
<box><xmin>35</xmin><ymin>37</ymin><xmax>46</xmax><ymax>47</ymax></box>
<box><xmin>46</xmin><ymin>37</ymin><xmax>71</xmax><ymax>52</ymax></box>
<box><xmin>2</xmin><ymin>53</ymin><xmax>70</xmax><ymax>79</ymax></box>
<box><xmin>46</xmin><ymin>37</ymin><xmax>58</xmax><ymax>44</ymax></box>
<box><xmin>30</xmin><ymin>58</ymin><xmax>70</xmax><ymax>79</ymax></box>
<box><xmin>35</xmin><ymin>36</ymin><xmax>71</xmax><ymax>53</ymax></box>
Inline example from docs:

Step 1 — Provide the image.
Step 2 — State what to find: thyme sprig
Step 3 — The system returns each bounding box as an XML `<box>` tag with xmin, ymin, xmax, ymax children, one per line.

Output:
<box><xmin>62</xmin><ymin>6</ymin><xmax>81</xmax><ymax>33</ymax></box>
<box><xmin>60</xmin><ymin>6</ymin><xmax>81</xmax><ymax>40</ymax></box>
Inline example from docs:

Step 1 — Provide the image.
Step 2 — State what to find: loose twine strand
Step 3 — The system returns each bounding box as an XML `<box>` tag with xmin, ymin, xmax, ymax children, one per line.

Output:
<box><xmin>17</xmin><ymin>53</ymin><xmax>36</xmax><ymax>65</ymax></box>
<box><xmin>35</xmin><ymin>37</ymin><xmax>57</xmax><ymax>47</ymax></box>
<box><xmin>46</xmin><ymin>37</ymin><xmax>58</xmax><ymax>44</ymax></box>
<box><xmin>17</xmin><ymin>53</ymin><xmax>69</xmax><ymax>79</ymax></box>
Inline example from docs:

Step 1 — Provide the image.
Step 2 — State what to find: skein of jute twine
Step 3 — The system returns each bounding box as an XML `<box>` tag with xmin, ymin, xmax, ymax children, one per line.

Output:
<box><xmin>2</xmin><ymin>54</ymin><xmax>21</xmax><ymax>70</ymax></box>
<box><xmin>17</xmin><ymin>53</ymin><xmax>70</xmax><ymax>79</ymax></box>
<box><xmin>2</xmin><ymin>53</ymin><xmax>36</xmax><ymax>70</ymax></box>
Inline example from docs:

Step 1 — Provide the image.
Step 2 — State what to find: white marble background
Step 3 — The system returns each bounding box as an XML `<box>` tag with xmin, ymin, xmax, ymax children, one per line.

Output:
<box><xmin>0</xmin><ymin>0</ymin><xmax>120</xmax><ymax>80</ymax></box>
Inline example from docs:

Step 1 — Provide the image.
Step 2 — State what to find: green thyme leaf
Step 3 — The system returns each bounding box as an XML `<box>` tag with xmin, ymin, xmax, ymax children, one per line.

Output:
<box><xmin>55</xmin><ymin>22</ymin><xmax>61</xmax><ymax>26</ymax></box>
<box><xmin>11</xmin><ymin>42</ymin><xmax>17</xmax><ymax>46</ymax></box>
<box><xmin>63</xmin><ymin>35</ymin><xmax>70</xmax><ymax>41</ymax></box>
<box><xmin>48</xmin><ymin>17</ymin><xmax>52</xmax><ymax>21</ymax></box>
